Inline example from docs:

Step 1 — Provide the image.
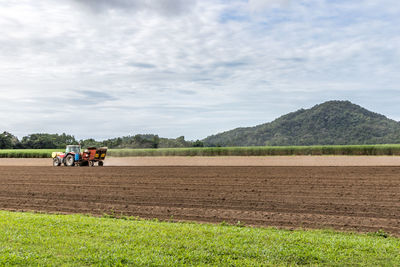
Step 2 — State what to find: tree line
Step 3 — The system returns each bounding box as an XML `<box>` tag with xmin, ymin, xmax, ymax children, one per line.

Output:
<box><xmin>0</xmin><ymin>132</ymin><xmax>204</xmax><ymax>149</ymax></box>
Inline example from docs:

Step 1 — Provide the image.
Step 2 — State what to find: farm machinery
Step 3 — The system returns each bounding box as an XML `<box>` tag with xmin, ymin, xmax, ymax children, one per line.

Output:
<box><xmin>52</xmin><ymin>145</ymin><xmax>107</xmax><ymax>167</ymax></box>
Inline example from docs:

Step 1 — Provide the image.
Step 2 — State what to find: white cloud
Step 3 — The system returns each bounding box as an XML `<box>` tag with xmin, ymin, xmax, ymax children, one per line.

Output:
<box><xmin>248</xmin><ymin>0</ymin><xmax>292</xmax><ymax>10</ymax></box>
<box><xmin>70</xmin><ymin>0</ymin><xmax>197</xmax><ymax>16</ymax></box>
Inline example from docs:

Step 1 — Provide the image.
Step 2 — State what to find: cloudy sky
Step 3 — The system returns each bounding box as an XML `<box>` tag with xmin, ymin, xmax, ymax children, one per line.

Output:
<box><xmin>0</xmin><ymin>0</ymin><xmax>399</xmax><ymax>140</ymax></box>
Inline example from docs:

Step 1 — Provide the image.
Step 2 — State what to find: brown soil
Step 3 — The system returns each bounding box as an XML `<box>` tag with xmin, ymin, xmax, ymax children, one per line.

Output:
<box><xmin>0</xmin><ymin>166</ymin><xmax>399</xmax><ymax>236</ymax></box>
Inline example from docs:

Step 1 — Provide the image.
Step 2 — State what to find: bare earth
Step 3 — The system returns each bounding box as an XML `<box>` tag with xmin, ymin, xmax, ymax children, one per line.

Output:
<box><xmin>1</xmin><ymin>156</ymin><xmax>400</xmax><ymax>166</ymax></box>
<box><xmin>0</xmin><ymin>157</ymin><xmax>399</xmax><ymax>236</ymax></box>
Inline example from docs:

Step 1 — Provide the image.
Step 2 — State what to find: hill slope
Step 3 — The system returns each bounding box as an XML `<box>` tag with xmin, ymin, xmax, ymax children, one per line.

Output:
<box><xmin>203</xmin><ymin>101</ymin><xmax>400</xmax><ymax>146</ymax></box>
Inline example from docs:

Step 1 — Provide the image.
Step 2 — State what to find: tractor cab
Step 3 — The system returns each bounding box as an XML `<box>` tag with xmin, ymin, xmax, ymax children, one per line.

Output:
<box><xmin>66</xmin><ymin>145</ymin><xmax>81</xmax><ymax>154</ymax></box>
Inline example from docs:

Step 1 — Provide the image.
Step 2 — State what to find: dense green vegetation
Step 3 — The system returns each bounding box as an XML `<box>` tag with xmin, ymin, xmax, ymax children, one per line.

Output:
<box><xmin>0</xmin><ymin>132</ymin><xmax>76</xmax><ymax>149</ymax></box>
<box><xmin>0</xmin><ymin>211</ymin><xmax>398</xmax><ymax>266</ymax></box>
<box><xmin>204</xmin><ymin>100</ymin><xmax>400</xmax><ymax>146</ymax></box>
<box><xmin>108</xmin><ymin>145</ymin><xmax>400</xmax><ymax>157</ymax></box>
<box><xmin>3</xmin><ymin>144</ymin><xmax>400</xmax><ymax>158</ymax></box>
<box><xmin>81</xmin><ymin>134</ymin><xmax>204</xmax><ymax>149</ymax></box>
<box><xmin>0</xmin><ymin>132</ymin><xmax>202</xmax><ymax>149</ymax></box>
<box><xmin>0</xmin><ymin>149</ymin><xmax>57</xmax><ymax>158</ymax></box>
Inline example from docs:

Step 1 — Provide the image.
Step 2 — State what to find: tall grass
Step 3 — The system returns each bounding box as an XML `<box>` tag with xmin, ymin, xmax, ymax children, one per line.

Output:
<box><xmin>107</xmin><ymin>144</ymin><xmax>400</xmax><ymax>157</ymax></box>
<box><xmin>2</xmin><ymin>145</ymin><xmax>400</xmax><ymax>158</ymax></box>
<box><xmin>0</xmin><ymin>149</ymin><xmax>59</xmax><ymax>158</ymax></box>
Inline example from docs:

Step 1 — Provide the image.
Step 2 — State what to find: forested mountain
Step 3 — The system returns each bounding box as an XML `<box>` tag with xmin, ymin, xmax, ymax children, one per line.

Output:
<box><xmin>203</xmin><ymin>101</ymin><xmax>400</xmax><ymax>146</ymax></box>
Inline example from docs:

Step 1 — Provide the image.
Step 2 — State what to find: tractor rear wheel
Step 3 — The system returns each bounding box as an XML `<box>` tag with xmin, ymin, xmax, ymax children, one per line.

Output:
<box><xmin>53</xmin><ymin>157</ymin><xmax>61</xmax><ymax>167</ymax></box>
<box><xmin>65</xmin><ymin>154</ymin><xmax>75</xmax><ymax>167</ymax></box>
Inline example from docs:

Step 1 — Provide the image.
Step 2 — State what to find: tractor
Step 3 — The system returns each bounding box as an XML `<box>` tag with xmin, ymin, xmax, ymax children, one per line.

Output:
<box><xmin>52</xmin><ymin>145</ymin><xmax>107</xmax><ymax>167</ymax></box>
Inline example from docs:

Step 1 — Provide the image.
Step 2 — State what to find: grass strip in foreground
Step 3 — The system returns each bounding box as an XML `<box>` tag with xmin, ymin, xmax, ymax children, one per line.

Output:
<box><xmin>0</xmin><ymin>211</ymin><xmax>399</xmax><ymax>266</ymax></box>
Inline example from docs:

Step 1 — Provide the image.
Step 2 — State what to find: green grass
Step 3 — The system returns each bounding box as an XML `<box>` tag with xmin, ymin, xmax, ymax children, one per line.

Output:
<box><xmin>0</xmin><ymin>149</ymin><xmax>58</xmax><ymax>158</ymax></box>
<box><xmin>3</xmin><ymin>144</ymin><xmax>400</xmax><ymax>158</ymax></box>
<box><xmin>109</xmin><ymin>144</ymin><xmax>400</xmax><ymax>156</ymax></box>
<box><xmin>0</xmin><ymin>211</ymin><xmax>399</xmax><ymax>266</ymax></box>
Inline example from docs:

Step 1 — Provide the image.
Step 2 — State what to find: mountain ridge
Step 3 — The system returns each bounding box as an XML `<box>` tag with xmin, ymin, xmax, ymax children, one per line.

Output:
<box><xmin>203</xmin><ymin>100</ymin><xmax>400</xmax><ymax>146</ymax></box>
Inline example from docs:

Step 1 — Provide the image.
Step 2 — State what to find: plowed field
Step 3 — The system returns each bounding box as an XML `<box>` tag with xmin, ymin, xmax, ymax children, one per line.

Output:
<box><xmin>0</xmin><ymin>166</ymin><xmax>399</xmax><ymax>236</ymax></box>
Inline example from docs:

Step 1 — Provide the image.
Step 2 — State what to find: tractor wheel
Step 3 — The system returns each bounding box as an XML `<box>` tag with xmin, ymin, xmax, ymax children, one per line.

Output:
<box><xmin>88</xmin><ymin>161</ymin><xmax>94</xmax><ymax>167</ymax></box>
<box><xmin>53</xmin><ymin>157</ymin><xmax>61</xmax><ymax>167</ymax></box>
<box><xmin>98</xmin><ymin>161</ymin><xmax>104</xmax><ymax>167</ymax></box>
<box><xmin>65</xmin><ymin>154</ymin><xmax>75</xmax><ymax>167</ymax></box>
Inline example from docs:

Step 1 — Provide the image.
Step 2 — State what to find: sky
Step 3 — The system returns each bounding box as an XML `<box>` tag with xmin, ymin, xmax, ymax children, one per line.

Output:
<box><xmin>0</xmin><ymin>0</ymin><xmax>399</xmax><ymax>140</ymax></box>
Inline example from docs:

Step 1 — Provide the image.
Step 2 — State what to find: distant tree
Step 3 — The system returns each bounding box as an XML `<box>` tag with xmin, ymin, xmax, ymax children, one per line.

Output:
<box><xmin>80</xmin><ymin>138</ymin><xmax>101</xmax><ymax>148</ymax></box>
<box><xmin>152</xmin><ymin>135</ymin><xmax>160</xmax><ymax>148</ymax></box>
<box><xmin>192</xmin><ymin>140</ymin><xmax>204</xmax><ymax>147</ymax></box>
<box><xmin>20</xmin><ymin>133</ymin><xmax>77</xmax><ymax>149</ymax></box>
<box><xmin>0</xmin><ymin>131</ymin><xmax>18</xmax><ymax>149</ymax></box>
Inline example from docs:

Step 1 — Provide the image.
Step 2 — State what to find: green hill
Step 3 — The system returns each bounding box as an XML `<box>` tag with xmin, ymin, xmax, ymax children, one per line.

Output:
<box><xmin>203</xmin><ymin>100</ymin><xmax>400</xmax><ymax>146</ymax></box>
